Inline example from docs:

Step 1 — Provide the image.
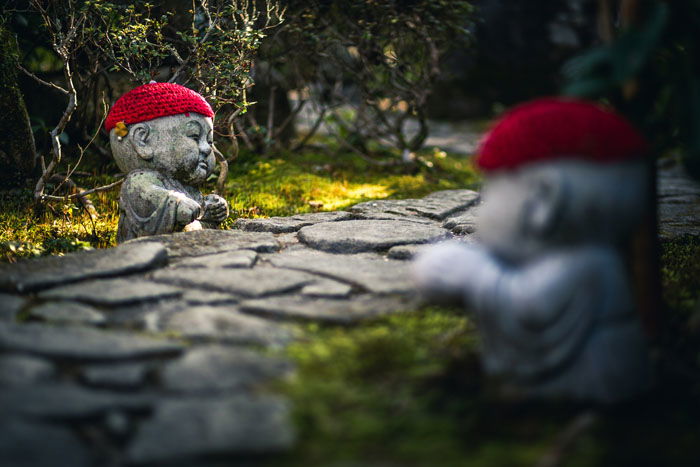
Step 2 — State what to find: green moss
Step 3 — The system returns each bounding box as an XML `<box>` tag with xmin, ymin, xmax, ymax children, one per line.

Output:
<box><xmin>0</xmin><ymin>178</ymin><xmax>120</xmax><ymax>263</ymax></box>
<box><xmin>224</xmin><ymin>146</ymin><xmax>480</xmax><ymax>221</ymax></box>
<box><xmin>270</xmin><ymin>307</ymin><xmax>570</xmax><ymax>466</ymax></box>
<box><xmin>661</xmin><ymin>236</ymin><xmax>700</xmax><ymax>315</ymax></box>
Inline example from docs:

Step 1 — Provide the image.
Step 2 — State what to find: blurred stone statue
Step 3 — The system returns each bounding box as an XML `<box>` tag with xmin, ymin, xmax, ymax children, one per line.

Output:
<box><xmin>106</xmin><ymin>82</ymin><xmax>228</xmax><ymax>243</ymax></box>
<box><xmin>413</xmin><ymin>98</ymin><xmax>653</xmax><ymax>403</ymax></box>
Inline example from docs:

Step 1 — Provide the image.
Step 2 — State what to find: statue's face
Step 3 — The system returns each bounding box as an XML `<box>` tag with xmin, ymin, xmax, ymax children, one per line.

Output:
<box><xmin>477</xmin><ymin>173</ymin><xmax>552</xmax><ymax>263</ymax></box>
<box><xmin>476</xmin><ymin>160</ymin><xmax>649</xmax><ymax>263</ymax></box>
<box><xmin>148</xmin><ymin>113</ymin><xmax>215</xmax><ymax>185</ymax></box>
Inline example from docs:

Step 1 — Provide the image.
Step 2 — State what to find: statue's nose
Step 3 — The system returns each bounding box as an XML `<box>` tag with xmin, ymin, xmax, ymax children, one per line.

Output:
<box><xmin>199</xmin><ymin>142</ymin><xmax>212</xmax><ymax>157</ymax></box>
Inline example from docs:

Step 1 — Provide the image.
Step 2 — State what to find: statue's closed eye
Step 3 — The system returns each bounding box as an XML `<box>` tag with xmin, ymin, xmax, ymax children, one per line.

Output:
<box><xmin>186</xmin><ymin>121</ymin><xmax>203</xmax><ymax>140</ymax></box>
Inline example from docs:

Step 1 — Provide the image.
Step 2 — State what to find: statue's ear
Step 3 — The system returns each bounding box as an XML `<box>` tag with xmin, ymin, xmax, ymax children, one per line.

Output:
<box><xmin>522</xmin><ymin>173</ymin><xmax>566</xmax><ymax>237</ymax></box>
<box><xmin>129</xmin><ymin>123</ymin><xmax>154</xmax><ymax>160</ymax></box>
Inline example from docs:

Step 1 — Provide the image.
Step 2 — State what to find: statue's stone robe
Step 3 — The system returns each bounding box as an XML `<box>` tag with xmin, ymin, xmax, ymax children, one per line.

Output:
<box><xmin>117</xmin><ymin>169</ymin><xmax>204</xmax><ymax>243</ymax></box>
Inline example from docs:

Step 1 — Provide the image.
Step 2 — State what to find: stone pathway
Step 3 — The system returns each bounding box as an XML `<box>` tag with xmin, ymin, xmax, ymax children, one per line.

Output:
<box><xmin>658</xmin><ymin>160</ymin><xmax>700</xmax><ymax>240</ymax></box>
<box><xmin>0</xmin><ymin>189</ymin><xmax>481</xmax><ymax>467</ymax></box>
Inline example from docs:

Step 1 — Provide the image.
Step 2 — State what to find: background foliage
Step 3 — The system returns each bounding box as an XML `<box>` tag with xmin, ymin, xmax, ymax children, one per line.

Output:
<box><xmin>564</xmin><ymin>0</ymin><xmax>700</xmax><ymax>177</ymax></box>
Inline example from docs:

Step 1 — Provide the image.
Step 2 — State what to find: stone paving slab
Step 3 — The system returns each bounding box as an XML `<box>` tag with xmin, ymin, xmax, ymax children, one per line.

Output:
<box><xmin>161</xmin><ymin>345</ymin><xmax>293</xmax><ymax>393</ymax></box>
<box><xmin>300</xmin><ymin>278</ymin><xmax>354</xmax><ymax>298</ymax></box>
<box><xmin>235</xmin><ymin>210</ymin><xmax>354</xmax><ymax>233</ymax></box>
<box><xmin>106</xmin><ymin>298</ymin><xmax>189</xmax><ymax>330</ymax></box>
<box><xmin>387</xmin><ymin>243</ymin><xmax>430</xmax><ymax>260</ymax></box>
<box><xmin>80</xmin><ymin>362</ymin><xmax>151</xmax><ymax>390</ymax></box>
<box><xmin>657</xmin><ymin>162</ymin><xmax>700</xmax><ymax>239</ymax></box>
<box><xmin>268</xmin><ymin>248</ymin><xmax>415</xmax><ymax>294</ymax></box>
<box><xmin>170</xmin><ymin>249</ymin><xmax>258</xmax><ymax>269</ymax></box>
<box><xmin>126</xmin><ymin>229</ymin><xmax>280</xmax><ymax>258</ymax></box>
<box><xmin>161</xmin><ymin>305</ymin><xmax>293</xmax><ymax>346</ymax></box>
<box><xmin>351</xmin><ymin>189</ymin><xmax>479</xmax><ymax>221</ymax></box>
<box><xmin>0</xmin><ymin>354</ymin><xmax>55</xmax><ymax>387</ymax></box>
<box><xmin>240</xmin><ymin>294</ymin><xmax>419</xmax><ymax>324</ymax></box>
<box><xmin>38</xmin><ymin>277</ymin><xmax>183</xmax><ymax>306</ymax></box>
<box><xmin>0</xmin><ymin>383</ymin><xmax>153</xmax><ymax>419</ymax></box>
<box><xmin>0</xmin><ymin>242</ymin><xmax>167</xmax><ymax>293</ymax></box>
<box><xmin>443</xmin><ymin>208</ymin><xmax>480</xmax><ymax>235</ymax></box>
<box><xmin>0</xmin><ymin>419</ymin><xmax>91</xmax><ymax>467</ymax></box>
<box><xmin>181</xmin><ymin>289</ymin><xmax>241</xmax><ymax>305</ymax></box>
<box><xmin>126</xmin><ymin>395</ymin><xmax>294</xmax><ymax>464</ymax></box>
<box><xmin>29</xmin><ymin>301</ymin><xmax>107</xmax><ymax>326</ymax></box>
<box><xmin>0</xmin><ymin>293</ymin><xmax>26</xmax><ymax>321</ymax></box>
<box><xmin>0</xmin><ymin>322</ymin><xmax>183</xmax><ymax>361</ymax></box>
<box><xmin>298</xmin><ymin>219</ymin><xmax>450</xmax><ymax>253</ymax></box>
<box><xmin>150</xmin><ymin>267</ymin><xmax>318</xmax><ymax>297</ymax></box>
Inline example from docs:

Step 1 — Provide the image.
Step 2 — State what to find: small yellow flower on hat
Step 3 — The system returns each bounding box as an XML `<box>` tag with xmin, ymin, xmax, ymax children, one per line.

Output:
<box><xmin>114</xmin><ymin>121</ymin><xmax>129</xmax><ymax>139</ymax></box>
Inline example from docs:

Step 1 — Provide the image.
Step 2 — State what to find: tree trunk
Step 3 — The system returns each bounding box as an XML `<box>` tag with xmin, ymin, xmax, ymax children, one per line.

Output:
<box><xmin>629</xmin><ymin>160</ymin><xmax>663</xmax><ymax>340</ymax></box>
<box><xmin>0</xmin><ymin>23</ymin><xmax>37</xmax><ymax>187</ymax></box>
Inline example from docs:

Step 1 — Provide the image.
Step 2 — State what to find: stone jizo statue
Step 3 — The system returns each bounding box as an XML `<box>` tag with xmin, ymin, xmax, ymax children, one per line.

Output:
<box><xmin>106</xmin><ymin>82</ymin><xmax>228</xmax><ymax>243</ymax></box>
<box><xmin>413</xmin><ymin>98</ymin><xmax>653</xmax><ymax>403</ymax></box>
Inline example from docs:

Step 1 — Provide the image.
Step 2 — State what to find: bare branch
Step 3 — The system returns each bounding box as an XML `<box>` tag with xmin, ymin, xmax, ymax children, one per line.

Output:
<box><xmin>41</xmin><ymin>178</ymin><xmax>124</xmax><ymax>201</ymax></box>
<box><xmin>265</xmin><ymin>85</ymin><xmax>276</xmax><ymax>147</ymax></box>
<box><xmin>34</xmin><ymin>15</ymin><xmax>80</xmax><ymax>204</ymax></box>
<box><xmin>274</xmin><ymin>98</ymin><xmax>305</xmax><ymax>140</ymax></box>
<box><xmin>292</xmin><ymin>106</ymin><xmax>326</xmax><ymax>152</ymax></box>
<box><xmin>53</xmin><ymin>94</ymin><xmax>109</xmax><ymax>195</ymax></box>
<box><xmin>233</xmin><ymin>117</ymin><xmax>254</xmax><ymax>151</ymax></box>
<box><xmin>212</xmin><ymin>145</ymin><xmax>228</xmax><ymax>196</ymax></box>
<box><xmin>17</xmin><ymin>64</ymin><xmax>69</xmax><ymax>95</ymax></box>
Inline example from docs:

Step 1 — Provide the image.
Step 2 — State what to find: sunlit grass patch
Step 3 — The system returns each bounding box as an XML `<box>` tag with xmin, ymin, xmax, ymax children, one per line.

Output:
<box><xmin>225</xmin><ymin>147</ymin><xmax>480</xmax><ymax>220</ymax></box>
<box><xmin>0</xmin><ymin>177</ymin><xmax>120</xmax><ymax>263</ymax></box>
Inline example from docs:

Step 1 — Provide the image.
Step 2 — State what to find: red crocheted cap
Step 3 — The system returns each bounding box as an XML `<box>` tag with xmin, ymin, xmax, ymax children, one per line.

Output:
<box><xmin>105</xmin><ymin>82</ymin><xmax>214</xmax><ymax>132</ymax></box>
<box><xmin>476</xmin><ymin>98</ymin><xmax>648</xmax><ymax>171</ymax></box>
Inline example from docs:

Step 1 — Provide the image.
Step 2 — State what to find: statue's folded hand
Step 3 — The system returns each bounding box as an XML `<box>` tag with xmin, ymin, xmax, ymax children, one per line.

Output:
<box><xmin>174</xmin><ymin>194</ymin><xmax>203</xmax><ymax>226</ymax></box>
<box><xmin>201</xmin><ymin>194</ymin><xmax>229</xmax><ymax>224</ymax></box>
<box><xmin>412</xmin><ymin>241</ymin><xmax>492</xmax><ymax>304</ymax></box>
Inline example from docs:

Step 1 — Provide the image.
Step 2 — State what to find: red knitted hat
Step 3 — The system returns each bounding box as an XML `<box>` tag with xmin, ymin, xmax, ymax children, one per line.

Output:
<box><xmin>476</xmin><ymin>98</ymin><xmax>648</xmax><ymax>171</ymax></box>
<box><xmin>105</xmin><ymin>82</ymin><xmax>214</xmax><ymax>132</ymax></box>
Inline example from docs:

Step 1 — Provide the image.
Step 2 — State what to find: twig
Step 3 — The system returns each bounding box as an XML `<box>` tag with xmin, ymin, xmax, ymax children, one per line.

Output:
<box><xmin>46</xmin><ymin>174</ymin><xmax>98</xmax><ymax>219</ymax></box>
<box><xmin>292</xmin><ymin>106</ymin><xmax>326</xmax><ymax>152</ymax></box>
<box><xmin>40</xmin><ymin>178</ymin><xmax>124</xmax><ymax>201</ymax></box>
<box><xmin>53</xmin><ymin>94</ymin><xmax>108</xmax><ymax>196</ymax></box>
<box><xmin>325</xmin><ymin>120</ymin><xmax>397</xmax><ymax>167</ymax></box>
<box><xmin>31</xmin><ymin>0</ymin><xmax>84</xmax><ymax>205</ymax></box>
<box><xmin>212</xmin><ymin>145</ymin><xmax>228</xmax><ymax>196</ymax></box>
<box><xmin>265</xmin><ymin>85</ymin><xmax>276</xmax><ymax>148</ymax></box>
<box><xmin>17</xmin><ymin>64</ymin><xmax>69</xmax><ymax>95</ymax></box>
<box><xmin>168</xmin><ymin>0</ymin><xmax>219</xmax><ymax>84</ymax></box>
<box><xmin>274</xmin><ymin>98</ymin><xmax>305</xmax><ymax>140</ymax></box>
<box><xmin>34</xmin><ymin>50</ymin><xmax>78</xmax><ymax>203</ymax></box>
<box><xmin>233</xmin><ymin>117</ymin><xmax>254</xmax><ymax>151</ymax></box>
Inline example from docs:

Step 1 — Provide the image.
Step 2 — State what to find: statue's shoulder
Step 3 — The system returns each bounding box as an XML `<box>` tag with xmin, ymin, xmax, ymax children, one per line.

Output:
<box><xmin>122</xmin><ymin>170</ymin><xmax>174</xmax><ymax>196</ymax></box>
<box><xmin>539</xmin><ymin>245</ymin><xmax>625</xmax><ymax>273</ymax></box>
<box><xmin>124</xmin><ymin>169</ymin><xmax>168</xmax><ymax>185</ymax></box>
